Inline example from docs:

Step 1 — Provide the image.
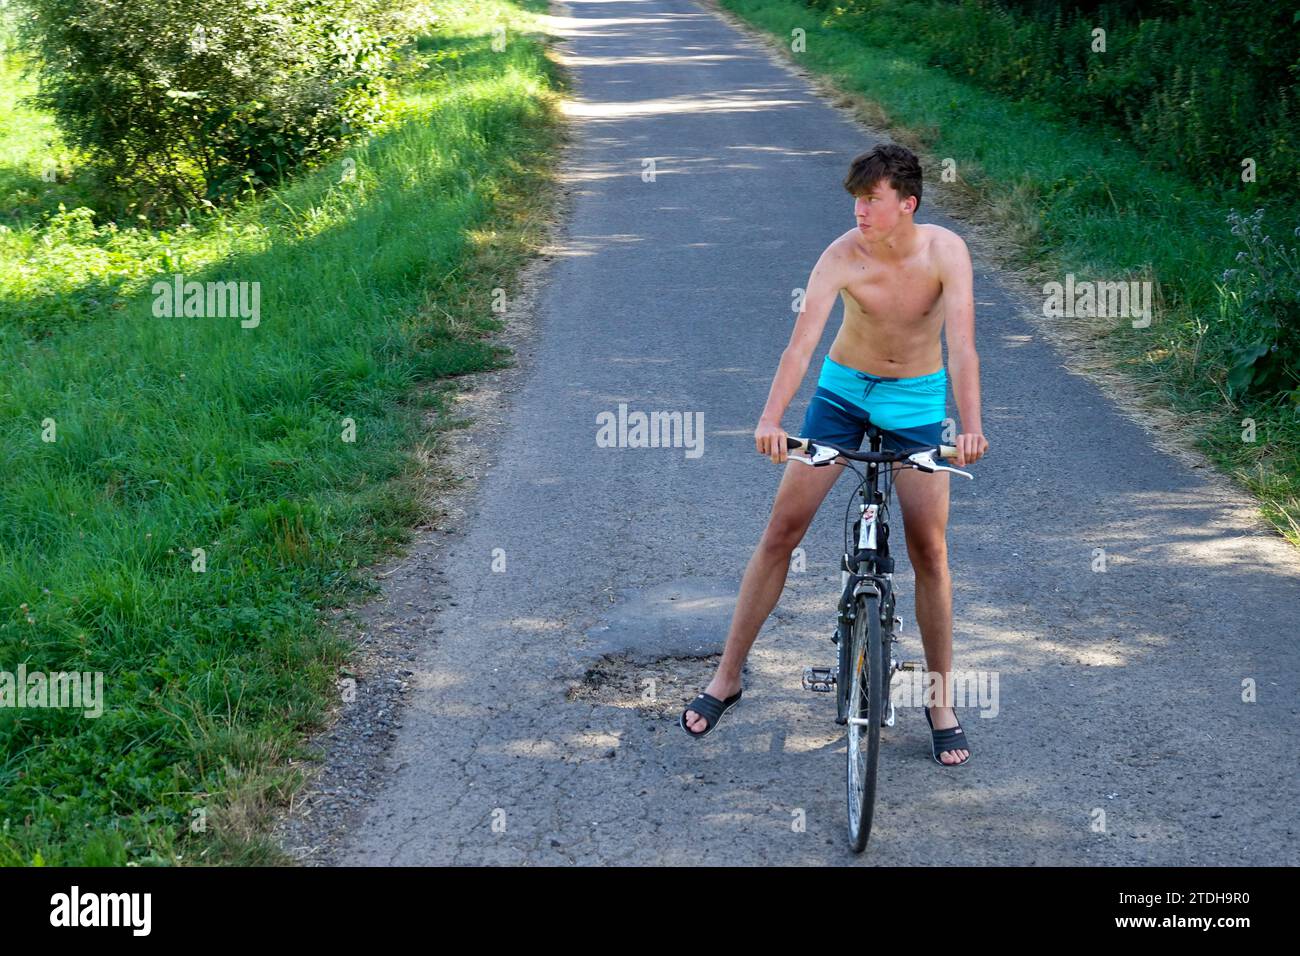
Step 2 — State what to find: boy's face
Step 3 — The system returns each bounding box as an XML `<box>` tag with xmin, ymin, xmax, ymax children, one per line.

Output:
<box><xmin>854</xmin><ymin>179</ymin><xmax>914</xmax><ymax>239</ymax></box>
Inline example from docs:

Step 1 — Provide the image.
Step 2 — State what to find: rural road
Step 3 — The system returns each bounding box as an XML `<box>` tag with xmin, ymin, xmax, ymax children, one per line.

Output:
<box><xmin>314</xmin><ymin>0</ymin><xmax>1300</xmax><ymax>864</ymax></box>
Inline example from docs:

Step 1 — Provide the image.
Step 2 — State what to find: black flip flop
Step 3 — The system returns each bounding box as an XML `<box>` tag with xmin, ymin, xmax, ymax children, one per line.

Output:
<box><xmin>679</xmin><ymin>689</ymin><xmax>742</xmax><ymax>739</ymax></box>
<box><xmin>924</xmin><ymin>705</ymin><xmax>972</xmax><ymax>766</ymax></box>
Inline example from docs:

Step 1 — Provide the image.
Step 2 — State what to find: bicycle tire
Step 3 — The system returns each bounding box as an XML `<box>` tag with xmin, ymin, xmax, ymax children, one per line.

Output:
<box><xmin>846</xmin><ymin>590</ymin><xmax>887</xmax><ymax>852</ymax></box>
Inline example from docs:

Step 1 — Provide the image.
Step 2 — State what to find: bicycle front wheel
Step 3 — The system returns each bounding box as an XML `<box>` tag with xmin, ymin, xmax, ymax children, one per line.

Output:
<box><xmin>846</xmin><ymin>590</ymin><xmax>887</xmax><ymax>852</ymax></box>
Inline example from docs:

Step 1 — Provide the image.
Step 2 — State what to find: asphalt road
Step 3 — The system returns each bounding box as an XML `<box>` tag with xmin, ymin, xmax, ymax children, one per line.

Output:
<box><xmin>328</xmin><ymin>0</ymin><xmax>1300</xmax><ymax>865</ymax></box>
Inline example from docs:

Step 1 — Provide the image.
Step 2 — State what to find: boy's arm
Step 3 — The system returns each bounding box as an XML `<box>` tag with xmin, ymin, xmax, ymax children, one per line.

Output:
<box><xmin>756</xmin><ymin>244</ymin><xmax>842</xmax><ymax>462</ymax></box>
<box><xmin>936</xmin><ymin>232</ymin><xmax>988</xmax><ymax>466</ymax></box>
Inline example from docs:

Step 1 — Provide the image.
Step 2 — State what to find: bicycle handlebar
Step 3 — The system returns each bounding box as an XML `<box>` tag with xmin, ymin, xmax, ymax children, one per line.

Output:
<box><xmin>786</xmin><ymin>435</ymin><xmax>957</xmax><ymax>461</ymax></box>
<box><xmin>785</xmin><ymin>435</ymin><xmax>974</xmax><ymax>478</ymax></box>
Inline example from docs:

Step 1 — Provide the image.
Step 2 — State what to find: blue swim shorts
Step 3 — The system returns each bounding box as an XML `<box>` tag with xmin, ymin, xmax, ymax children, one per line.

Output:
<box><xmin>798</xmin><ymin>354</ymin><xmax>954</xmax><ymax>463</ymax></box>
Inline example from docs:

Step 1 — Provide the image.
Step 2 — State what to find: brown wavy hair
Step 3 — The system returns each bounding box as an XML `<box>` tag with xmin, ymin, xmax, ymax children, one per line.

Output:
<box><xmin>843</xmin><ymin>143</ymin><xmax>922</xmax><ymax>213</ymax></box>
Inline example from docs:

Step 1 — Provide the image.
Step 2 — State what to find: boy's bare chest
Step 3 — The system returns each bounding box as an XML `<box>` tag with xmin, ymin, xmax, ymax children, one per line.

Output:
<box><xmin>838</xmin><ymin>260</ymin><xmax>943</xmax><ymax>324</ymax></box>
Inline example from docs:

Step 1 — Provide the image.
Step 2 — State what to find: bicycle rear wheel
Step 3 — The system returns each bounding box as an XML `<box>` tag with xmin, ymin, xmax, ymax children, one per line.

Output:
<box><xmin>846</xmin><ymin>590</ymin><xmax>887</xmax><ymax>852</ymax></box>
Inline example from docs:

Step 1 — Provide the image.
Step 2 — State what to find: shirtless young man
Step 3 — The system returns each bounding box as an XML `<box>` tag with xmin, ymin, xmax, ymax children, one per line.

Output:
<box><xmin>680</xmin><ymin>143</ymin><xmax>989</xmax><ymax>765</ymax></box>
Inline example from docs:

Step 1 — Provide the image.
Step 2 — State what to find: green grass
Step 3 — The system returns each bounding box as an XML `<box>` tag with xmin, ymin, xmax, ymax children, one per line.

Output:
<box><xmin>0</xmin><ymin>0</ymin><xmax>567</xmax><ymax>864</ymax></box>
<box><xmin>720</xmin><ymin>0</ymin><xmax>1300</xmax><ymax>543</ymax></box>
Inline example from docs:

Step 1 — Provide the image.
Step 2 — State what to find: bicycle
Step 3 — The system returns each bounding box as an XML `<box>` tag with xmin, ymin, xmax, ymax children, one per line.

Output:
<box><xmin>785</xmin><ymin>427</ymin><xmax>973</xmax><ymax>852</ymax></box>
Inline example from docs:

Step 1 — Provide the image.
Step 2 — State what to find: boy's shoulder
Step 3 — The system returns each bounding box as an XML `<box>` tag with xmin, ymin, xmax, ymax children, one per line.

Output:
<box><xmin>919</xmin><ymin>222</ymin><xmax>968</xmax><ymax>256</ymax></box>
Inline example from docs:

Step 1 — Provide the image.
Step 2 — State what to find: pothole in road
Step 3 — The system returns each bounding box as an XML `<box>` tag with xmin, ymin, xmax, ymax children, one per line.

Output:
<box><xmin>565</xmin><ymin>652</ymin><xmax>731</xmax><ymax>722</ymax></box>
<box><xmin>580</xmin><ymin>576</ymin><xmax>738</xmax><ymax>662</ymax></box>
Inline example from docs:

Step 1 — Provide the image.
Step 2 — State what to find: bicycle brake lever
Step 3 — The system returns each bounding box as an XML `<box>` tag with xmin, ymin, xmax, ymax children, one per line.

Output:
<box><xmin>907</xmin><ymin>451</ymin><xmax>974</xmax><ymax>479</ymax></box>
<box><xmin>790</xmin><ymin>443</ymin><xmax>841</xmax><ymax>467</ymax></box>
<box><xmin>931</xmin><ymin>464</ymin><xmax>974</xmax><ymax>479</ymax></box>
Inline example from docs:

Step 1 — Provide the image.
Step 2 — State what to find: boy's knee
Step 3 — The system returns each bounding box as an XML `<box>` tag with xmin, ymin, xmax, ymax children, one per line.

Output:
<box><xmin>761</xmin><ymin>513</ymin><xmax>808</xmax><ymax>556</ymax></box>
<box><xmin>908</xmin><ymin>538</ymin><xmax>948</xmax><ymax>572</ymax></box>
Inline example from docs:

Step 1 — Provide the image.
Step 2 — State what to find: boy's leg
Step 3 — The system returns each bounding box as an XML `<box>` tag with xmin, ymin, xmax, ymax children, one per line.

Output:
<box><xmin>892</xmin><ymin>463</ymin><xmax>967</xmax><ymax>763</ymax></box>
<box><xmin>682</xmin><ymin>459</ymin><xmax>843</xmax><ymax>734</ymax></box>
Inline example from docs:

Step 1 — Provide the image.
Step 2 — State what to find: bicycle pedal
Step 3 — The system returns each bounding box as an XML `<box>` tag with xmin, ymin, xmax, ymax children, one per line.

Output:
<box><xmin>898</xmin><ymin>660</ymin><xmax>926</xmax><ymax>671</ymax></box>
<box><xmin>802</xmin><ymin>666</ymin><xmax>837</xmax><ymax>692</ymax></box>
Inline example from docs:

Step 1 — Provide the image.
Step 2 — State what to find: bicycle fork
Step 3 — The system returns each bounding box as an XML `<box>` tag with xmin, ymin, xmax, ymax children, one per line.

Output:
<box><xmin>795</xmin><ymin>595</ymin><xmax>909</xmax><ymax>728</ymax></box>
<box><xmin>802</xmin><ymin>503</ymin><xmax>910</xmax><ymax>726</ymax></box>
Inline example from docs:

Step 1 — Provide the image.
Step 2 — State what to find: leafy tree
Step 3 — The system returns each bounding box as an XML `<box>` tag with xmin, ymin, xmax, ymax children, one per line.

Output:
<box><xmin>14</xmin><ymin>0</ymin><xmax>414</xmax><ymax>208</ymax></box>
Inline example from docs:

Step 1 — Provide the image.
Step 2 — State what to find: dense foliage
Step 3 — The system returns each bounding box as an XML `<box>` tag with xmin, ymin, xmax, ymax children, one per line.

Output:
<box><xmin>803</xmin><ymin>0</ymin><xmax>1300</xmax><ymax>203</ymax></box>
<box><xmin>15</xmin><ymin>0</ymin><xmax>417</xmax><ymax>208</ymax></box>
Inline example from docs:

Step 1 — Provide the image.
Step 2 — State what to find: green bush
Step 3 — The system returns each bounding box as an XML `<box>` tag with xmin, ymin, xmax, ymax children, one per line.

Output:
<box><xmin>14</xmin><ymin>0</ymin><xmax>416</xmax><ymax>208</ymax></box>
<box><xmin>1218</xmin><ymin>210</ymin><xmax>1300</xmax><ymax>407</ymax></box>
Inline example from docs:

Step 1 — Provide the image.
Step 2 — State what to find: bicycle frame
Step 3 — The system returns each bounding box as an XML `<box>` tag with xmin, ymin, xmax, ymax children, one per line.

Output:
<box><xmin>788</xmin><ymin>428</ymin><xmax>972</xmax><ymax>850</ymax></box>
<box><xmin>834</xmin><ymin>427</ymin><xmax>900</xmax><ymax>726</ymax></box>
<box><xmin>840</xmin><ymin>431</ymin><xmax>896</xmax><ymax>602</ymax></box>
